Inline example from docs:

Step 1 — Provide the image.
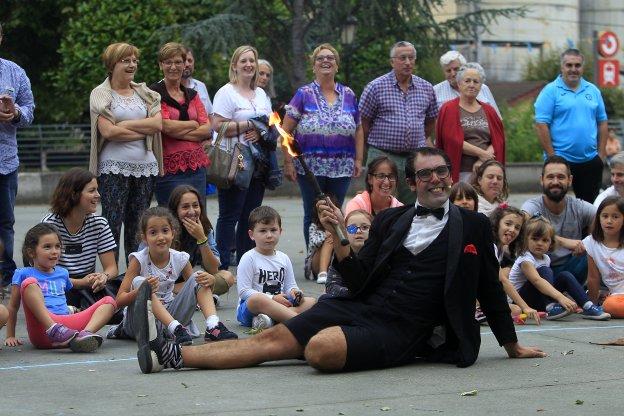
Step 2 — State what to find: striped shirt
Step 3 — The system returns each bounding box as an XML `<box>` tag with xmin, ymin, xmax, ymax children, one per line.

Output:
<box><xmin>433</xmin><ymin>80</ymin><xmax>501</xmax><ymax>118</ymax></box>
<box><xmin>41</xmin><ymin>213</ymin><xmax>117</xmax><ymax>277</ymax></box>
<box><xmin>359</xmin><ymin>71</ymin><xmax>438</xmax><ymax>152</ymax></box>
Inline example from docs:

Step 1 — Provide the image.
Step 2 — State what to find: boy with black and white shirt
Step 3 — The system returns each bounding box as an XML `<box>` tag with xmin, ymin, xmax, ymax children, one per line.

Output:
<box><xmin>236</xmin><ymin>206</ymin><xmax>315</xmax><ymax>330</ymax></box>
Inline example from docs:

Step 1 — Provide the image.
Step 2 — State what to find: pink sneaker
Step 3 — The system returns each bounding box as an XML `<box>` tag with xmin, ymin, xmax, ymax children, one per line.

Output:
<box><xmin>70</xmin><ymin>330</ymin><xmax>103</xmax><ymax>353</ymax></box>
<box><xmin>46</xmin><ymin>323</ymin><xmax>78</xmax><ymax>347</ymax></box>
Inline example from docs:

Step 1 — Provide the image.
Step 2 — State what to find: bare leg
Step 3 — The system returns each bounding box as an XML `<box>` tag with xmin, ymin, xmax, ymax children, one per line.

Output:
<box><xmin>317</xmin><ymin>239</ymin><xmax>334</xmax><ymax>274</ymax></box>
<box><xmin>151</xmin><ymin>294</ymin><xmax>175</xmax><ymax>326</ymax></box>
<box><xmin>84</xmin><ymin>304</ymin><xmax>115</xmax><ymax>333</ymax></box>
<box><xmin>292</xmin><ymin>297</ymin><xmax>317</xmax><ymax>314</ymax></box>
<box><xmin>181</xmin><ymin>324</ymin><xmax>303</xmax><ymax>369</ymax></box>
<box><xmin>304</xmin><ymin>326</ymin><xmax>347</xmax><ymax>372</ymax></box>
<box><xmin>197</xmin><ymin>286</ymin><xmax>217</xmax><ymax>318</ymax></box>
<box><xmin>246</xmin><ymin>293</ymin><xmax>297</xmax><ymax>323</ymax></box>
<box><xmin>22</xmin><ymin>284</ymin><xmax>55</xmax><ymax>328</ymax></box>
<box><xmin>0</xmin><ymin>304</ymin><xmax>8</xmax><ymax>328</ymax></box>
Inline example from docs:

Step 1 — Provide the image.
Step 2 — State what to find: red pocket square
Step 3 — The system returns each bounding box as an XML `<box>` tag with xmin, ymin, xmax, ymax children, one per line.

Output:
<box><xmin>463</xmin><ymin>244</ymin><xmax>478</xmax><ymax>255</ymax></box>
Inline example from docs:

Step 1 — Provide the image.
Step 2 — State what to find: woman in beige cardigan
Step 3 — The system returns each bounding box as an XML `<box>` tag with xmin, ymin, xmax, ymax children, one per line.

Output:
<box><xmin>89</xmin><ymin>42</ymin><xmax>162</xmax><ymax>264</ymax></box>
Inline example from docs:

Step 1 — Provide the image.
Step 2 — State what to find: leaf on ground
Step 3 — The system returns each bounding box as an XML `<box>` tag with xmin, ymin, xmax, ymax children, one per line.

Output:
<box><xmin>338</xmin><ymin>413</ymin><xmax>345</xmax><ymax>415</ymax></box>
<box><xmin>296</xmin><ymin>409</ymin><xmax>304</xmax><ymax>412</ymax></box>
<box><xmin>137</xmin><ymin>394</ymin><xmax>148</xmax><ymax>398</ymax></box>
<box><xmin>536</xmin><ymin>409</ymin><xmax>545</xmax><ymax>412</ymax></box>
<box><xmin>590</xmin><ymin>338</ymin><xmax>624</xmax><ymax>346</ymax></box>
<box><xmin>380</xmin><ymin>407</ymin><xmax>391</xmax><ymax>411</ymax></box>
<box><xmin>460</xmin><ymin>389</ymin><xmax>478</xmax><ymax>396</ymax></box>
<box><xmin>181</xmin><ymin>382</ymin><xmax>188</xmax><ymax>388</ymax></box>
<box><xmin>561</xmin><ymin>350</ymin><xmax>574</xmax><ymax>355</ymax></box>
<box><xmin>575</xmin><ymin>400</ymin><xmax>584</xmax><ymax>405</ymax></box>
<box><xmin>244</xmin><ymin>328</ymin><xmax>264</xmax><ymax>335</ymax></box>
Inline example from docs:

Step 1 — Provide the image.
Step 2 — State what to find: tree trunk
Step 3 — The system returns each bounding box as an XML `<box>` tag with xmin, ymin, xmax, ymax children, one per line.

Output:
<box><xmin>290</xmin><ymin>0</ymin><xmax>307</xmax><ymax>89</ymax></box>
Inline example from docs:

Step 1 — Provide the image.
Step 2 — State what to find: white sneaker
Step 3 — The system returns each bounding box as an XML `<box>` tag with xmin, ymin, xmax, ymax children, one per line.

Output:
<box><xmin>316</xmin><ymin>271</ymin><xmax>328</xmax><ymax>284</ymax></box>
<box><xmin>252</xmin><ymin>314</ymin><xmax>274</xmax><ymax>331</ymax></box>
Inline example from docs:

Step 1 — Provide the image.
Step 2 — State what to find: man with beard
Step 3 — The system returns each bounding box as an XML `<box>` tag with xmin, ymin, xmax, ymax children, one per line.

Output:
<box><xmin>521</xmin><ymin>155</ymin><xmax>596</xmax><ymax>285</ymax></box>
<box><xmin>182</xmin><ymin>47</ymin><xmax>213</xmax><ymax>117</ymax></box>
<box><xmin>534</xmin><ymin>48</ymin><xmax>608</xmax><ymax>204</ymax></box>
<box><xmin>133</xmin><ymin>147</ymin><xmax>545</xmax><ymax>374</ymax></box>
<box><xmin>594</xmin><ymin>152</ymin><xmax>624</xmax><ymax>207</ymax></box>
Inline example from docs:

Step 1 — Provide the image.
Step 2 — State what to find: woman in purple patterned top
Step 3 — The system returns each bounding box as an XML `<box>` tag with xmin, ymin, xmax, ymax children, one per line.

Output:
<box><xmin>282</xmin><ymin>43</ymin><xmax>364</xmax><ymax>246</ymax></box>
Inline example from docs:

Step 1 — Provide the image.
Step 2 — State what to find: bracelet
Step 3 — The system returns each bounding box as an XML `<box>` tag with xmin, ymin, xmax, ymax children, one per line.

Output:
<box><xmin>236</xmin><ymin>122</ymin><xmax>240</xmax><ymax>137</ymax></box>
<box><xmin>197</xmin><ymin>237</ymin><xmax>208</xmax><ymax>246</ymax></box>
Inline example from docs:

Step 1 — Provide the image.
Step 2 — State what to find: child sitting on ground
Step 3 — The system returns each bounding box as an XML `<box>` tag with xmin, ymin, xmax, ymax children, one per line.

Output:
<box><xmin>304</xmin><ymin>195</ymin><xmax>338</xmax><ymax>285</ymax></box>
<box><xmin>449</xmin><ymin>182</ymin><xmax>479</xmax><ymax>212</ymax></box>
<box><xmin>4</xmin><ymin>224</ymin><xmax>115</xmax><ymax>352</ymax></box>
<box><xmin>325</xmin><ymin>209</ymin><xmax>373</xmax><ymax>298</ymax></box>
<box><xmin>112</xmin><ymin>207</ymin><xmax>237</xmax><ymax>344</ymax></box>
<box><xmin>237</xmin><ymin>206</ymin><xmax>316</xmax><ymax>330</ymax></box>
<box><xmin>509</xmin><ymin>216</ymin><xmax>610</xmax><ymax>321</ymax></box>
<box><xmin>585</xmin><ymin>196</ymin><xmax>624</xmax><ymax>318</ymax></box>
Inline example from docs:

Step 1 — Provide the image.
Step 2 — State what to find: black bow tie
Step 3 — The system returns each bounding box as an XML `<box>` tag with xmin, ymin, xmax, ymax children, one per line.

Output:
<box><xmin>415</xmin><ymin>205</ymin><xmax>445</xmax><ymax>220</ymax></box>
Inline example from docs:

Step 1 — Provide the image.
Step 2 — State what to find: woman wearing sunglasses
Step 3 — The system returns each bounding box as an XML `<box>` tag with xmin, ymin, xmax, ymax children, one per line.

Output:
<box><xmin>345</xmin><ymin>156</ymin><xmax>403</xmax><ymax>217</ymax></box>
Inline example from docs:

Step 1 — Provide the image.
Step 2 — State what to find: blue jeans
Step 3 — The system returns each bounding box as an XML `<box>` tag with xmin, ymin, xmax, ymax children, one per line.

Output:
<box><xmin>216</xmin><ymin>177</ymin><xmax>265</xmax><ymax>269</ymax></box>
<box><xmin>0</xmin><ymin>169</ymin><xmax>18</xmax><ymax>286</ymax></box>
<box><xmin>154</xmin><ymin>167</ymin><xmax>206</xmax><ymax>206</ymax></box>
<box><xmin>296</xmin><ymin>175</ymin><xmax>351</xmax><ymax>247</ymax></box>
<box><xmin>552</xmin><ymin>254</ymin><xmax>588</xmax><ymax>286</ymax></box>
<box><xmin>518</xmin><ymin>266</ymin><xmax>589</xmax><ymax>311</ymax></box>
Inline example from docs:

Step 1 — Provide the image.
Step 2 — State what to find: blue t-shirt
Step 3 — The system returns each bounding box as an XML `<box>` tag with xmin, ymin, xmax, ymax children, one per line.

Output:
<box><xmin>534</xmin><ymin>76</ymin><xmax>607</xmax><ymax>163</ymax></box>
<box><xmin>12</xmin><ymin>267</ymin><xmax>72</xmax><ymax>315</ymax></box>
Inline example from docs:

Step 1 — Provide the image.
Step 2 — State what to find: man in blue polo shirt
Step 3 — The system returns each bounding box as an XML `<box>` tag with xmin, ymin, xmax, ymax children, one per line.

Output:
<box><xmin>534</xmin><ymin>48</ymin><xmax>608</xmax><ymax>203</ymax></box>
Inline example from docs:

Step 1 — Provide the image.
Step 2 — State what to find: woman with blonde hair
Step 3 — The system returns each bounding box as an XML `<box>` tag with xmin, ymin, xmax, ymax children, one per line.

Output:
<box><xmin>282</xmin><ymin>43</ymin><xmax>364</xmax><ymax>245</ymax></box>
<box><xmin>89</xmin><ymin>42</ymin><xmax>162</xmax><ymax>264</ymax></box>
<box><xmin>212</xmin><ymin>45</ymin><xmax>273</xmax><ymax>269</ymax></box>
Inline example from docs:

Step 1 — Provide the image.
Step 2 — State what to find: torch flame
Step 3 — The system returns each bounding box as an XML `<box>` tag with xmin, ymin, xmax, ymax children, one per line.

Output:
<box><xmin>268</xmin><ymin>111</ymin><xmax>299</xmax><ymax>157</ymax></box>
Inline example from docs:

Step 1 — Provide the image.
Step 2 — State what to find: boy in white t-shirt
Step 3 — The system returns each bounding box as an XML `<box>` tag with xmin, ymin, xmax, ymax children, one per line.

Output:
<box><xmin>236</xmin><ymin>206</ymin><xmax>316</xmax><ymax>330</ymax></box>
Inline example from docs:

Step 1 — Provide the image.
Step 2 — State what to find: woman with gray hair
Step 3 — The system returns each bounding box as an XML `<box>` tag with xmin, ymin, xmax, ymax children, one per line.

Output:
<box><xmin>256</xmin><ymin>59</ymin><xmax>276</xmax><ymax>99</ymax></box>
<box><xmin>433</xmin><ymin>50</ymin><xmax>500</xmax><ymax>117</ymax></box>
<box><xmin>435</xmin><ymin>62</ymin><xmax>505</xmax><ymax>182</ymax></box>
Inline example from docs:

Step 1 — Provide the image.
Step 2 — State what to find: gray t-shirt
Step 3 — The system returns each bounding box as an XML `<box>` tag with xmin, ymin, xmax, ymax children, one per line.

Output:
<box><xmin>521</xmin><ymin>195</ymin><xmax>596</xmax><ymax>266</ymax></box>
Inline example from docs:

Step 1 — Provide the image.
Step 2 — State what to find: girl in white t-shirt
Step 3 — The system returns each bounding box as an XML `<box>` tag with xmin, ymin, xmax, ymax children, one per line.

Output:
<box><xmin>113</xmin><ymin>207</ymin><xmax>237</xmax><ymax>344</ymax></box>
<box><xmin>509</xmin><ymin>217</ymin><xmax>609</xmax><ymax>321</ymax></box>
<box><xmin>585</xmin><ymin>196</ymin><xmax>624</xmax><ymax>318</ymax></box>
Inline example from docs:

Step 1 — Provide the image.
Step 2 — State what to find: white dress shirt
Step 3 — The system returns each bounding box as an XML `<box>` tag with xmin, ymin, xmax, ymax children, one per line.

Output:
<box><xmin>403</xmin><ymin>200</ymin><xmax>450</xmax><ymax>256</ymax></box>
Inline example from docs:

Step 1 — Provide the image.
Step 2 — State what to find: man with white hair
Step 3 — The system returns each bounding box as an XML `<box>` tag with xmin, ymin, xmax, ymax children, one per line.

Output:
<box><xmin>434</xmin><ymin>50</ymin><xmax>500</xmax><ymax>118</ymax></box>
<box><xmin>594</xmin><ymin>151</ymin><xmax>624</xmax><ymax>207</ymax></box>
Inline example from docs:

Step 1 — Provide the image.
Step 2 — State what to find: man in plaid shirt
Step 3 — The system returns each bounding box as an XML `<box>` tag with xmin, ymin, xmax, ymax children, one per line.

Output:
<box><xmin>359</xmin><ymin>41</ymin><xmax>438</xmax><ymax>204</ymax></box>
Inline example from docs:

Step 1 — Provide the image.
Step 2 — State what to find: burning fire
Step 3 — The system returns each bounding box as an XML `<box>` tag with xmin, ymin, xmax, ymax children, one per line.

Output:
<box><xmin>268</xmin><ymin>112</ymin><xmax>299</xmax><ymax>157</ymax></box>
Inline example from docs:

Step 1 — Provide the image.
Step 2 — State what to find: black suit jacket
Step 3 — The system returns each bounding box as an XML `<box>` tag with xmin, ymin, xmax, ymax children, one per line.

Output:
<box><xmin>334</xmin><ymin>203</ymin><xmax>518</xmax><ymax>367</ymax></box>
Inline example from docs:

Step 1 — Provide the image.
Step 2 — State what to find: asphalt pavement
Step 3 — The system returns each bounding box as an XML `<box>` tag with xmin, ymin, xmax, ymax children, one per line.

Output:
<box><xmin>1</xmin><ymin>195</ymin><xmax>624</xmax><ymax>415</ymax></box>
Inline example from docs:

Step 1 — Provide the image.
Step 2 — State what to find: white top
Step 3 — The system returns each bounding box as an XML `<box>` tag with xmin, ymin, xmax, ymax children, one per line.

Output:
<box><xmin>41</xmin><ymin>213</ymin><xmax>117</xmax><ymax>277</ymax></box>
<box><xmin>187</xmin><ymin>77</ymin><xmax>213</xmax><ymax>114</ymax></box>
<box><xmin>433</xmin><ymin>80</ymin><xmax>502</xmax><ymax>118</ymax></box>
<box><xmin>593</xmin><ymin>185</ymin><xmax>621</xmax><ymax>208</ymax></box>
<box><xmin>583</xmin><ymin>235</ymin><xmax>624</xmax><ymax>295</ymax></box>
<box><xmin>493</xmin><ymin>243</ymin><xmax>504</xmax><ymax>264</ymax></box>
<box><xmin>130</xmin><ymin>247</ymin><xmax>190</xmax><ymax>306</ymax></box>
<box><xmin>212</xmin><ymin>83</ymin><xmax>272</xmax><ymax>149</ymax></box>
<box><xmin>403</xmin><ymin>201</ymin><xmax>450</xmax><ymax>256</ymax></box>
<box><xmin>477</xmin><ymin>194</ymin><xmax>499</xmax><ymax>218</ymax></box>
<box><xmin>509</xmin><ymin>251</ymin><xmax>551</xmax><ymax>291</ymax></box>
<box><xmin>98</xmin><ymin>91</ymin><xmax>159</xmax><ymax>177</ymax></box>
<box><xmin>236</xmin><ymin>249</ymin><xmax>298</xmax><ymax>301</ymax></box>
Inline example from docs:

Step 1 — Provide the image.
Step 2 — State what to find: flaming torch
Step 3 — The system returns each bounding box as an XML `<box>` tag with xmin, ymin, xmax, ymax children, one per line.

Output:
<box><xmin>269</xmin><ymin>112</ymin><xmax>349</xmax><ymax>246</ymax></box>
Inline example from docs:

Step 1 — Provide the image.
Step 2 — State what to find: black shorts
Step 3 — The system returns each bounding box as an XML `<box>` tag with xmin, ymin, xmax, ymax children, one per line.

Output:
<box><xmin>284</xmin><ymin>297</ymin><xmax>433</xmax><ymax>371</ymax></box>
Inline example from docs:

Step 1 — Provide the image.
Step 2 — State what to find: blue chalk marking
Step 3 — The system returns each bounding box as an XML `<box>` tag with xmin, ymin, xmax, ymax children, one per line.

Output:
<box><xmin>0</xmin><ymin>357</ymin><xmax>136</xmax><ymax>371</ymax></box>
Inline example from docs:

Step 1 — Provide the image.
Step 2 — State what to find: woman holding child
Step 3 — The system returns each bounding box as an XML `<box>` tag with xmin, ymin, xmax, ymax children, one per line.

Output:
<box><xmin>435</xmin><ymin>62</ymin><xmax>504</xmax><ymax>183</ymax></box>
<box><xmin>89</xmin><ymin>42</ymin><xmax>163</xmax><ymax>263</ymax></box>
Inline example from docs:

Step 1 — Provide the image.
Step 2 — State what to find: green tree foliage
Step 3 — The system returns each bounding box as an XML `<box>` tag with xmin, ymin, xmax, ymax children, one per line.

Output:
<box><xmin>501</xmin><ymin>102</ymin><xmax>543</xmax><ymax>163</ymax></box>
<box><xmin>47</xmin><ymin>1</ymin><xmax>177</xmax><ymax>121</ymax></box>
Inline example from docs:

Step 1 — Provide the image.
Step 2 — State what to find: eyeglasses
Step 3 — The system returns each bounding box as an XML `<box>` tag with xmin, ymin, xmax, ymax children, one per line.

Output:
<box><xmin>120</xmin><ymin>58</ymin><xmax>139</xmax><ymax>65</ymax></box>
<box><xmin>162</xmin><ymin>60</ymin><xmax>185</xmax><ymax>67</ymax></box>
<box><xmin>414</xmin><ymin>165</ymin><xmax>451</xmax><ymax>182</ymax></box>
<box><xmin>392</xmin><ymin>54</ymin><xmax>416</xmax><ymax>62</ymax></box>
<box><xmin>346</xmin><ymin>224</ymin><xmax>371</xmax><ymax>234</ymax></box>
<box><xmin>369</xmin><ymin>173</ymin><xmax>397</xmax><ymax>182</ymax></box>
<box><xmin>315</xmin><ymin>55</ymin><xmax>336</xmax><ymax>62</ymax></box>
<box><xmin>530</xmin><ymin>213</ymin><xmax>551</xmax><ymax>223</ymax></box>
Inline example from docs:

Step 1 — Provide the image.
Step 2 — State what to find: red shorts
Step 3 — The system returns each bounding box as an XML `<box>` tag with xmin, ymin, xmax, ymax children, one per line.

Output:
<box><xmin>20</xmin><ymin>277</ymin><xmax>117</xmax><ymax>349</ymax></box>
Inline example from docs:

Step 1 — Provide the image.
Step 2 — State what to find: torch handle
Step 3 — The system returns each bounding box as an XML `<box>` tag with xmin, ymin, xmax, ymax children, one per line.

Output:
<box><xmin>320</xmin><ymin>193</ymin><xmax>350</xmax><ymax>246</ymax></box>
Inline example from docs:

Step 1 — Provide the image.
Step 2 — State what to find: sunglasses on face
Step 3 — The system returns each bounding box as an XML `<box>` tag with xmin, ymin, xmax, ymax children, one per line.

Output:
<box><xmin>346</xmin><ymin>224</ymin><xmax>371</xmax><ymax>234</ymax></box>
<box><xmin>414</xmin><ymin>165</ymin><xmax>451</xmax><ymax>182</ymax></box>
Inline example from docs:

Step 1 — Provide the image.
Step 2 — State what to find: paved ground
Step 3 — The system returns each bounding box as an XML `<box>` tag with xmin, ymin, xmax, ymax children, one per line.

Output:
<box><xmin>2</xmin><ymin>196</ymin><xmax>624</xmax><ymax>415</ymax></box>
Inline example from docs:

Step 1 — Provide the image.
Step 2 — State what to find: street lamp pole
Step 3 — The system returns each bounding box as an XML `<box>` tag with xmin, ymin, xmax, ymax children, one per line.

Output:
<box><xmin>340</xmin><ymin>15</ymin><xmax>358</xmax><ymax>85</ymax></box>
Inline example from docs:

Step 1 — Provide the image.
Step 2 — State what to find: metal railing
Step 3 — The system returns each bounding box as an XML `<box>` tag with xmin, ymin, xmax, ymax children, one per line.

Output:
<box><xmin>17</xmin><ymin>124</ymin><xmax>91</xmax><ymax>171</ymax></box>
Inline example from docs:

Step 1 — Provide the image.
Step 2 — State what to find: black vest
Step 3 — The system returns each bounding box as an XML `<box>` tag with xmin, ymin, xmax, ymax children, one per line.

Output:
<box><xmin>366</xmin><ymin>222</ymin><xmax>449</xmax><ymax>325</ymax></box>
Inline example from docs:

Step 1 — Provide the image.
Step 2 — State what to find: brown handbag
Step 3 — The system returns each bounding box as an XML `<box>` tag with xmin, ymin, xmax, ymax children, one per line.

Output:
<box><xmin>205</xmin><ymin>122</ymin><xmax>254</xmax><ymax>189</ymax></box>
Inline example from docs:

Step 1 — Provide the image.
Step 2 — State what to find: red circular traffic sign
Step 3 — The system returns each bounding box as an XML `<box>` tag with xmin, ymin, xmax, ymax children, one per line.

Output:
<box><xmin>598</xmin><ymin>31</ymin><xmax>620</xmax><ymax>57</ymax></box>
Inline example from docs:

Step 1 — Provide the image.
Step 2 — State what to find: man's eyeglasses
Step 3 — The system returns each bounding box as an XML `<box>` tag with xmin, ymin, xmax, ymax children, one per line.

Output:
<box><xmin>414</xmin><ymin>165</ymin><xmax>451</xmax><ymax>182</ymax></box>
<box><xmin>369</xmin><ymin>173</ymin><xmax>397</xmax><ymax>182</ymax></box>
<box><xmin>346</xmin><ymin>224</ymin><xmax>371</xmax><ymax>235</ymax></box>
<box><xmin>392</xmin><ymin>54</ymin><xmax>416</xmax><ymax>62</ymax></box>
